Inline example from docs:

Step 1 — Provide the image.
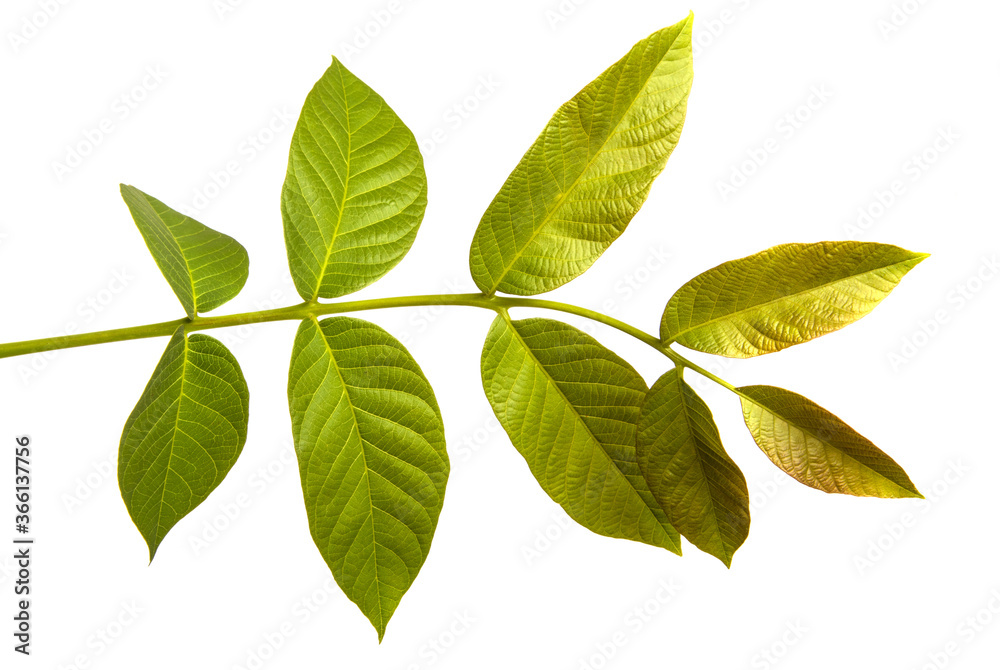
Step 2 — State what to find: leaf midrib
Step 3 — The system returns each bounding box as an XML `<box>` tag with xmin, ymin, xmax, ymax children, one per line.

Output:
<box><xmin>311</xmin><ymin>65</ymin><xmax>354</xmax><ymax>301</ymax></box>
<box><xmin>311</xmin><ymin>317</ymin><xmax>385</xmax><ymax>634</ymax></box>
<box><xmin>129</xmin><ymin>188</ymin><xmax>199</xmax><ymax>316</ymax></box>
<box><xmin>670</xmin><ymin>372</ymin><xmax>731</xmax><ymax>562</ymax></box>
<box><xmin>153</xmin><ymin>334</ymin><xmax>189</xmax><ymax>550</ymax></box>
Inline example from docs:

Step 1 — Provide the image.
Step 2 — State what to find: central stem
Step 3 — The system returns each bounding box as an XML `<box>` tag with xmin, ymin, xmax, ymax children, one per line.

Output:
<box><xmin>0</xmin><ymin>292</ymin><xmax>737</xmax><ymax>393</ymax></box>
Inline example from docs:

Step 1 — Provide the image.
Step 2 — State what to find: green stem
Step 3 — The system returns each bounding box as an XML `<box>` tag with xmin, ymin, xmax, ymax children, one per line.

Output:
<box><xmin>0</xmin><ymin>292</ymin><xmax>737</xmax><ymax>393</ymax></box>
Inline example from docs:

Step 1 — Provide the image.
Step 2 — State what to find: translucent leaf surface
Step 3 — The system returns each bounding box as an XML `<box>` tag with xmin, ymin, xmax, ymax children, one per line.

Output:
<box><xmin>469</xmin><ymin>13</ymin><xmax>694</xmax><ymax>296</ymax></box>
<box><xmin>638</xmin><ymin>368</ymin><xmax>749</xmax><ymax>566</ymax></box>
<box><xmin>118</xmin><ymin>327</ymin><xmax>249</xmax><ymax>559</ymax></box>
<box><xmin>480</xmin><ymin>315</ymin><xmax>681</xmax><ymax>554</ymax></box>
<box><xmin>738</xmin><ymin>385</ymin><xmax>921</xmax><ymax>498</ymax></box>
<box><xmin>287</xmin><ymin>316</ymin><xmax>448</xmax><ymax>640</ymax></box>
<box><xmin>120</xmin><ymin>184</ymin><xmax>249</xmax><ymax>318</ymax></box>
<box><xmin>282</xmin><ymin>58</ymin><xmax>427</xmax><ymax>301</ymax></box>
<box><xmin>661</xmin><ymin>242</ymin><xmax>928</xmax><ymax>357</ymax></box>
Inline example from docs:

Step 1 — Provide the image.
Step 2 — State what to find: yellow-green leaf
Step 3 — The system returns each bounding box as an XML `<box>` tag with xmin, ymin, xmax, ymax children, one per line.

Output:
<box><xmin>480</xmin><ymin>316</ymin><xmax>681</xmax><ymax>554</ymax></box>
<box><xmin>661</xmin><ymin>242</ymin><xmax>928</xmax><ymax>357</ymax></box>
<box><xmin>118</xmin><ymin>327</ymin><xmax>250</xmax><ymax>559</ymax></box>
<box><xmin>738</xmin><ymin>385</ymin><xmax>921</xmax><ymax>498</ymax></box>
<box><xmin>120</xmin><ymin>184</ymin><xmax>249</xmax><ymax>318</ymax></box>
<box><xmin>638</xmin><ymin>368</ymin><xmax>749</xmax><ymax>566</ymax></box>
<box><xmin>287</xmin><ymin>316</ymin><xmax>448</xmax><ymax>641</ymax></box>
<box><xmin>282</xmin><ymin>58</ymin><xmax>427</xmax><ymax>301</ymax></box>
<box><xmin>469</xmin><ymin>13</ymin><xmax>694</xmax><ymax>296</ymax></box>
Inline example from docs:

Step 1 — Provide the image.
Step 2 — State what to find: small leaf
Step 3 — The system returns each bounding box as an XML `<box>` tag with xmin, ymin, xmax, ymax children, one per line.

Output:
<box><xmin>120</xmin><ymin>184</ymin><xmax>249</xmax><ymax>318</ymax></box>
<box><xmin>287</xmin><ymin>316</ymin><xmax>448</xmax><ymax>641</ymax></box>
<box><xmin>638</xmin><ymin>368</ymin><xmax>749</xmax><ymax>566</ymax></box>
<box><xmin>737</xmin><ymin>385</ymin><xmax>921</xmax><ymax>498</ymax></box>
<box><xmin>118</xmin><ymin>327</ymin><xmax>250</xmax><ymax>559</ymax></box>
<box><xmin>469</xmin><ymin>13</ymin><xmax>694</xmax><ymax>296</ymax></box>
<box><xmin>480</xmin><ymin>316</ymin><xmax>681</xmax><ymax>554</ymax></box>
<box><xmin>661</xmin><ymin>241</ymin><xmax>928</xmax><ymax>357</ymax></box>
<box><xmin>282</xmin><ymin>58</ymin><xmax>427</xmax><ymax>302</ymax></box>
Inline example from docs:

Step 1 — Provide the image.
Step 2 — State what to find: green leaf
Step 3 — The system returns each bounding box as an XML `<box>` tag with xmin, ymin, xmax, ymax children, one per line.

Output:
<box><xmin>281</xmin><ymin>58</ymin><xmax>427</xmax><ymax>302</ymax></box>
<box><xmin>661</xmin><ymin>242</ymin><xmax>929</xmax><ymax>358</ymax></box>
<box><xmin>287</xmin><ymin>316</ymin><xmax>448</xmax><ymax>641</ymax></box>
<box><xmin>118</xmin><ymin>327</ymin><xmax>250</xmax><ymax>559</ymax></box>
<box><xmin>480</xmin><ymin>316</ymin><xmax>681</xmax><ymax>554</ymax></box>
<box><xmin>638</xmin><ymin>368</ymin><xmax>749</xmax><ymax>566</ymax></box>
<box><xmin>120</xmin><ymin>184</ymin><xmax>249</xmax><ymax>318</ymax></box>
<box><xmin>469</xmin><ymin>13</ymin><xmax>694</xmax><ymax>296</ymax></box>
<box><xmin>737</xmin><ymin>385</ymin><xmax>921</xmax><ymax>498</ymax></box>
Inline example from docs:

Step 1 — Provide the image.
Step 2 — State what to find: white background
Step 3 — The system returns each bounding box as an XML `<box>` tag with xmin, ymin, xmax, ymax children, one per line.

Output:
<box><xmin>1</xmin><ymin>0</ymin><xmax>998</xmax><ymax>668</ymax></box>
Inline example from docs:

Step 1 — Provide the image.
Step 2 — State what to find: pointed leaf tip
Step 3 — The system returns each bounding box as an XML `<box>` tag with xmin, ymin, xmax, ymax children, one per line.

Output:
<box><xmin>737</xmin><ymin>385</ymin><xmax>922</xmax><ymax>499</ymax></box>
<box><xmin>119</xmin><ymin>328</ymin><xmax>249</xmax><ymax>559</ymax></box>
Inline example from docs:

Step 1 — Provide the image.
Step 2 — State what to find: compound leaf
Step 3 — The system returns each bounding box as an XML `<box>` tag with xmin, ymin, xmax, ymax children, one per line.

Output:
<box><xmin>638</xmin><ymin>368</ymin><xmax>749</xmax><ymax>566</ymax></box>
<box><xmin>282</xmin><ymin>58</ymin><xmax>427</xmax><ymax>302</ymax></box>
<box><xmin>287</xmin><ymin>316</ymin><xmax>448</xmax><ymax>641</ymax></box>
<box><xmin>661</xmin><ymin>242</ymin><xmax>928</xmax><ymax>357</ymax></box>
<box><xmin>118</xmin><ymin>327</ymin><xmax>249</xmax><ymax>559</ymax></box>
<box><xmin>738</xmin><ymin>385</ymin><xmax>921</xmax><ymax>498</ymax></box>
<box><xmin>120</xmin><ymin>184</ymin><xmax>249</xmax><ymax>318</ymax></box>
<box><xmin>480</xmin><ymin>316</ymin><xmax>681</xmax><ymax>554</ymax></box>
<box><xmin>469</xmin><ymin>13</ymin><xmax>694</xmax><ymax>296</ymax></box>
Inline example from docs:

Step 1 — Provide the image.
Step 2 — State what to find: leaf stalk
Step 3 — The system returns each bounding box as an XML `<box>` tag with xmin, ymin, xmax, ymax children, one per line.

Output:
<box><xmin>0</xmin><ymin>292</ymin><xmax>739</xmax><ymax>394</ymax></box>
